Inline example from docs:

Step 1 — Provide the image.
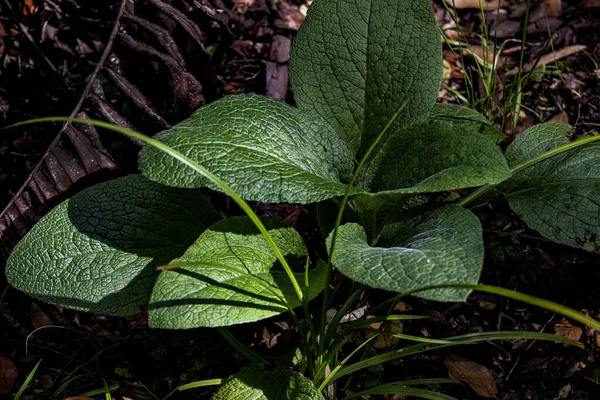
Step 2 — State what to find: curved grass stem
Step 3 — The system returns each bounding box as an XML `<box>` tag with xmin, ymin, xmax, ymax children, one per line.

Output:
<box><xmin>5</xmin><ymin>117</ymin><xmax>305</xmax><ymax>304</ymax></box>
<box><xmin>458</xmin><ymin>133</ymin><xmax>600</xmax><ymax>207</ymax></box>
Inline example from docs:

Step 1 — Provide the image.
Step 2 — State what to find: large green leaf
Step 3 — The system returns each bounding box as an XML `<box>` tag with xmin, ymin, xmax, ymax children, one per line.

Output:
<box><xmin>5</xmin><ymin>175</ymin><xmax>219</xmax><ymax>316</ymax></box>
<box><xmin>327</xmin><ymin>205</ymin><xmax>484</xmax><ymax>301</ymax></box>
<box><xmin>149</xmin><ymin>217</ymin><xmax>328</xmax><ymax>328</ymax></box>
<box><xmin>290</xmin><ymin>0</ymin><xmax>441</xmax><ymax>154</ymax></box>
<box><xmin>501</xmin><ymin>123</ymin><xmax>600</xmax><ymax>252</ymax></box>
<box><xmin>363</xmin><ymin>120</ymin><xmax>511</xmax><ymax>194</ymax></box>
<box><xmin>139</xmin><ymin>94</ymin><xmax>358</xmax><ymax>204</ymax></box>
<box><xmin>214</xmin><ymin>365</ymin><xmax>323</xmax><ymax>400</ymax></box>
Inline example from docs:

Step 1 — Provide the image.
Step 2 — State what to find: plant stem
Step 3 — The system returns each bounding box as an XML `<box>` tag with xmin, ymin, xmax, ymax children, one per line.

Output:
<box><xmin>512</xmin><ymin>0</ymin><xmax>531</xmax><ymax>131</ymax></box>
<box><xmin>319</xmin><ymin>101</ymin><xmax>407</xmax><ymax>366</ymax></box>
<box><xmin>458</xmin><ymin>133</ymin><xmax>600</xmax><ymax>207</ymax></box>
<box><xmin>401</xmin><ymin>283</ymin><xmax>600</xmax><ymax>332</ymax></box>
<box><xmin>217</xmin><ymin>327</ymin><xmax>270</xmax><ymax>365</ymax></box>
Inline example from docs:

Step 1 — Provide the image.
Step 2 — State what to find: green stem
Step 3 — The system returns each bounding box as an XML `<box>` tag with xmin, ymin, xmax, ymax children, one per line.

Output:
<box><xmin>317</xmin><ymin>335</ymin><xmax>378</xmax><ymax>392</ymax></box>
<box><xmin>458</xmin><ymin>133</ymin><xmax>600</xmax><ymax>207</ymax></box>
<box><xmin>5</xmin><ymin>117</ymin><xmax>304</xmax><ymax>303</ymax></box>
<box><xmin>402</xmin><ymin>283</ymin><xmax>600</xmax><ymax>332</ymax></box>
<box><xmin>513</xmin><ymin>0</ymin><xmax>531</xmax><ymax>131</ymax></box>
<box><xmin>319</xmin><ymin>101</ymin><xmax>408</xmax><ymax>361</ymax></box>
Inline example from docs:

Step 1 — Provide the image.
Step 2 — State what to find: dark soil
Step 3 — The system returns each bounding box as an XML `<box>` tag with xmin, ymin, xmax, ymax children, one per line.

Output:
<box><xmin>1</xmin><ymin>0</ymin><xmax>600</xmax><ymax>399</ymax></box>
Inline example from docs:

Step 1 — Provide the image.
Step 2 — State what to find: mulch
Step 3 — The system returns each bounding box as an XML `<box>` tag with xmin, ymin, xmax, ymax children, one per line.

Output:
<box><xmin>1</xmin><ymin>0</ymin><xmax>600</xmax><ymax>398</ymax></box>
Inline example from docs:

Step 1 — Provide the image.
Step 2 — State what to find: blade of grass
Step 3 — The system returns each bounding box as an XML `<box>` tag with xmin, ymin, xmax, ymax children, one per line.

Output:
<box><xmin>53</xmin><ymin>374</ymin><xmax>88</xmax><ymax>396</ymax></box>
<box><xmin>79</xmin><ymin>383</ymin><xmax>119</xmax><ymax>397</ymax></box>
<box><xmin>344</xmin><ymin>385</ymin><xmax>458</xmax><ymax>400</ymax></box>
<box><xmin>329</xmin><ymin>330</ymin><xmax>581</xmax><ymax>382</ymax></box>
<box><xmin>318</xmin><ymin>335</ymin><xmax>379</xmax><ymax>392</ymax></box>
<box><xmin>102</xmin><ymin>377</ymin><xmax>111</xmax><ymax>400</ymax></box>
<box><xmin>179</xmin><ymin>379</ymin><xmax>223</xmax><ymax>391</ymax></box>
<box><xmin>458</xmin><ymin>133</ymin><xmax>600</xmax><ymax>207</ymax></box>
<box><xmin>217</xmin><ymin>327</ymin><xmax>270</xmax><ymax>365</ymax></box>
<box><xmin>413</xmin><ymin>283</ymin><xmax>600</xmax><ymax>332</ymax></box>
<box><xmin>14</xmin><ymin>359</ymin><xmax>42</xmax><ymax>400</ymax></box>
<box><xmin>26</xmin><ymin>325</ymin><xmax>65</xmax><ymax>355</ymax></box>
<box><xmin>512</xmin><ymin>0</ymin><xmax>532</xmax><ymax>131</ymax></box>
<box><xmin>321</xmin><ymin>100</ymin><xmax>407</xmax><ymax>367</ymax></box>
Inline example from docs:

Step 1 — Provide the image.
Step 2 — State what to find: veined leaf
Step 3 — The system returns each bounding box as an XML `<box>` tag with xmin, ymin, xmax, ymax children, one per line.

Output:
<box><xmin>501</xmin><ymin>123</ymin><xmax>600</xmax><ymax>252</ymax></box>
<box><xmin>139</xmin><ymin>94</ymin><xmax>358</xmax><ymax>204</ymax></box>
<box><xmin>290</xmin><ymin>0</ymin><xmax>442</xmax><ymax>154</ymax></box>
<box><xmin>149</xmin><ymin>217</ymin><xmax>328</xmax><ymax>328</ymax></box>
<box><xmin>214</xmin><ymin>365</ymin><xmax>323</xmax><ymax>400</ymax></box>
<box><xmin>363</xmin><ymin>120</ymin><xmax>511</xmax><ymax>194</ymax></box>
<box><xmin>5</xmin><ymin>175</ymin><xmax>218</xmax><ymax>316</ymax></box>
<box><xmin>327</xmin><ymin>205</ymin><xmax>484</xmax><ymax>301</ymax></box>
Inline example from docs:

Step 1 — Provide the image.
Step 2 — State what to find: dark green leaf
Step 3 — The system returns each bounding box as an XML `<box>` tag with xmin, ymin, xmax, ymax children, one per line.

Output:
<box><xmin>502</xmin><ymin>123</ymin><xmax>600</xmax><ymax>252</ymax></box>
<box><xmin>139</xmin><ymin>94</ymin><xmax>358</xmax><ymax>204</ymax></box>
<box><xmin>214</xmin><ymin>365</ymin><xmax>323</xmax><ymax>400</ymax></box>
<box><xmin>290</xmin><ymin>0</ymin><xmax>442</xmax><ymax>154</ymax></box>
<box><xmin>6</xmin><ymin>175</ymin><xmax>218</xmax><ymax>316</ymax></box>
<box><xmin>149</xmin><ymin>217</ymin><xmax>328</xmax><ymax>328</ymax></box>
<box><xmin>363</xmin><ymin>120</ymin><xmax>511</xmax><ymax>194</ymax></box>
<box><xmin>327</xmin><ymin>206</ymin><xmax>483</xmax><ymax>301</ymax></box>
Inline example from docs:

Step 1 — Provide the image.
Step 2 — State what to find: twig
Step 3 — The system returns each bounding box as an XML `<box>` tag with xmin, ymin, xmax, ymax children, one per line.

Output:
<box><xmin>505</xmin><ymin>313</ymin><xmax>556</xmax><ymax>382</ymax></box>
<box><xmin>0</xmin><ymin>0</ymin><xmax>128</xmax><ymax>222</ymax></box>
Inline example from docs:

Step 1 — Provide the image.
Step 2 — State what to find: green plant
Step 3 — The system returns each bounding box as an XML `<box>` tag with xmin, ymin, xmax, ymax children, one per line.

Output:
<box><xmin>5</xmin><ymin>0</ymin><xmax>600</xmax><ymax>398</ymax></box>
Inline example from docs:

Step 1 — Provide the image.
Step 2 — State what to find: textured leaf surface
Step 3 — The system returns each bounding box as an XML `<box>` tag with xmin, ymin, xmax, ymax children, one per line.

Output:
<box><xmin>328</xmin><ymin>205</ymin><xmax>483</xmax><ymax>301</ymax></box>
<box><xmin>139</xmin><ymin>94</ymin><xmax>358</xmax><ymax>204</ymax></box>
<box><xmin>214</xmin><ymin>365</ymin><xmax>323</xmax><ymax>400</ymax></box>
<box><xmin>502</xmin><ymin>123</ymin><xmax>600</xmax><ymax>252</ymax></box>
<box><xmin>352</xmin><ymin>192</ymin><xmax>426</xmax><ymax>243</ymax></box>
<box><xmin>363</xmin><ymin>120</ymin><xmax>511</xmax><ymax>194</ymax></box>
<box><xmin>6</xmin><ymin>175</ymin><xmax>218</xmax><ymax>316</ymax></box>
<box><xmin>149</xmin><ymin>217</ymin><xmax>327</xmax><ymax>328</ymax></box>
<box><xmin>430</xmin><ymin>104</ymin><xmax>505</xmax><ymax>143</ymax></box>
<box><xmin>290</xmin><ymin>0</ymin><xmax>441</xmax><ymax>153</ymax></box>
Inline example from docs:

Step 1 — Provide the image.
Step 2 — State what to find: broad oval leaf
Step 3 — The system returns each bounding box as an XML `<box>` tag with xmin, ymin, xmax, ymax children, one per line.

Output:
<box><xmin>5</xmin><ymin>175</ymin><xmax>219</xmax><ymax>316</ymax></box>
<box><xmin>149</xmin><ymin>217</ymin><xmax>328</xmax><ymax>328</ymax></box>
<box><xmin>139</xmin><ymin>94</ymin><xmax>358</xmax><ymax>204</ymax></box>
<box><xmin>363</xmin><ymin>120</ymin><xmax>511</xmax><ymax>194</ymax></box>
<box><xmin>290</xmin><ymin>0</ymin><xmax>442</xmax><ymax>154</ymax></box>
<box><xmin>327</xmin><ymin>205</ymin><xmax>484</xmax><ymax>301</ymax></box>
<box><xmin>501</xmin><ymin>123</ymin><xmax>600</xmax><ymax>252</ymax></box>
<box><xmin>214</xmin><ymin>365</ymin><xmax>323</xmax><ymax>400</ymax></box>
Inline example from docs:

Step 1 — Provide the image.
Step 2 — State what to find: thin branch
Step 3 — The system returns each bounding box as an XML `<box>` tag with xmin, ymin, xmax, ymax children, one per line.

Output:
<box><xmin>0</xmin><ymin>0</ymin><xmax>128</xmax><ymax>222</ymax></box>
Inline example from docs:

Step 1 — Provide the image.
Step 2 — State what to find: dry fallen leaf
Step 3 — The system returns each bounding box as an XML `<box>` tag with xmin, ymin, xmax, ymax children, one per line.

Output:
<box><xmin>23</xmin><ymin>0</ymin><xmax>38</xmax><ymax>15</ymax></box>
<box><xmin>0</xmin><ymin>354</ymin><xmax>18</xmax><ymax>396</ymax></box>
<box><xmin>394</xmin><ymin>300</ymin><xmax>412</xmax><ymax>312</ymax></box>
<box><xmin>549</xmin><ymin>111</ymin><xmax>569</xmax><ymax>124</ymax></box>
<box><xmin>524</xmin><ymin>45</ymin><xmax>587</xmax><ymax>73</ymax></box>
<box><xmin>553</xmin><ymin>318</ymin><xmax>583</xmax><ymax>345</ymax></box>
<box><xmin>0</xmin><ymin>22</ymin><xmax>5</xmax><ymax>59</ymax></box>
<box><xmin>30</xmin><ymin>303</ymin><xmax>53</xmax><ymax>329</ymax></box>
<box><xmin>444</xmin><ymin>0</ymin><xmax>500</xmax><ymax>10</ymax></box>
<box><xmin>366</xmin><ymin>317</ymin><xmax>403</xmax><ymax>350</ymax></box>
<box><xmin>445</xmin><ymin>354</ymin><xmax>497</xmax><ymax>398</ymax></box>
